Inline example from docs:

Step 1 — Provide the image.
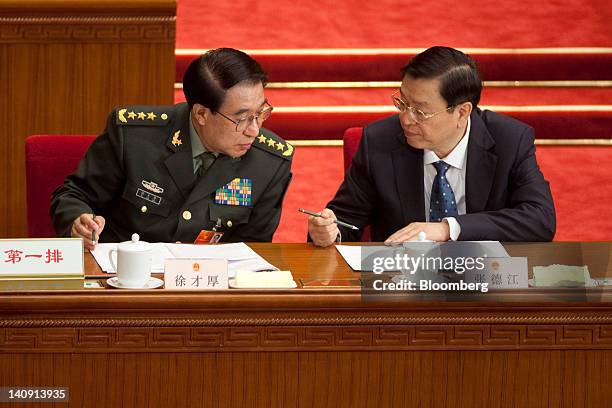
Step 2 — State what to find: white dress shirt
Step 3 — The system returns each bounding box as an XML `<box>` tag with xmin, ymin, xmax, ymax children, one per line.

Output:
<box><xmin>423</xmin><ymin>117</ymin><xmax>471</xmax><ymax>241</ymax></box>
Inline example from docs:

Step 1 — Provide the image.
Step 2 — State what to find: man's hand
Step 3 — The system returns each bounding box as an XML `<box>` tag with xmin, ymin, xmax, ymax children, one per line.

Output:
<box><xmin>384</xmin><ymin>221</ymin><xmax>450</xmax><ymax>245</ymax></box>
<box><xmin>71</xmin><ymin>213</ymin><xmax>105</xmax><ymax>250</ymax></box>
<box><xmin>308</xmin><ymin>208</ymin><xmax>340</xmax><ymax>247</ymax></box>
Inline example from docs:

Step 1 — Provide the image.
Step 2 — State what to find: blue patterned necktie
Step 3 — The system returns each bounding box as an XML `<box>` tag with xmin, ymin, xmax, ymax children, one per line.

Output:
<box><xmin>430</xmin><ymin>161</ymin><xmax>458</xmax><ymax>222</ymax></box>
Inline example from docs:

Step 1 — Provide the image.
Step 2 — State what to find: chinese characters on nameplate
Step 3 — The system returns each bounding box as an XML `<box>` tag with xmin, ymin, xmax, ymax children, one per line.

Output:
<box><xmin>464</xmin><ymin>257</ymin><xmax>528</xmax><ymax>288</ymax></box>
<box><xmin>0</xmin><ymin>239</ymin><xmax>83</xmax><ymax>275</ymax></box>
<box><xmin>164</xmin><ymin>259</ymin><xmax>228</xmax><ymax>290</ymax></box>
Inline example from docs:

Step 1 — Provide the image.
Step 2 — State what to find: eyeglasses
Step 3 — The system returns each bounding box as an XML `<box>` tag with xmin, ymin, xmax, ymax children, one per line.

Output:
<box><xmin>215</xmin><ymin>102</ymin><xmax>273</xmax><ymax>132</ymax></box>
<box><xmin>391</xmin><ymin>91</ymin><xmax>454</xmax><ymax>124</ymax></box>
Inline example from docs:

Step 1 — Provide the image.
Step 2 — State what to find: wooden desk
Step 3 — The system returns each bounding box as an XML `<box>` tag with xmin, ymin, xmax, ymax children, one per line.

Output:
<box><xmin>1</xmin><ymin>242</ymin><xmax>611</xmax><ymax>407</ymax></box>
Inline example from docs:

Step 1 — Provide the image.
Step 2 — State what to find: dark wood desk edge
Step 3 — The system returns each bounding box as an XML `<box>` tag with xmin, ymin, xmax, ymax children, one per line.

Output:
<box><xmin>1</xmin><ymin>290</ymin><xmax>612</xmax><ymax>311</ymax></box>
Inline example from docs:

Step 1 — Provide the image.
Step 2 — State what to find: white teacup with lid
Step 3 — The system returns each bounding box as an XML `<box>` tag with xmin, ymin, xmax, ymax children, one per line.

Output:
<box><xmin>108</xmin><ymin>233</ymin><xmax>152</xmax><ymax>287</ymax></box>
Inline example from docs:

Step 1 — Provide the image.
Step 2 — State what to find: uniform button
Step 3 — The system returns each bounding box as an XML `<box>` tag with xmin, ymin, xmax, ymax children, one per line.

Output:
<box><xmin>182</xmin><ymin>210</ymin><xmax>192</xmax><ymax>220</ymax></box>
<box><xmin>141</xmin><ymin>206</ymin><xmax>147</xmax><ymax>213</ymax></box>
<box><xmin>226</xmin><ymin>220</ymin><xmax>233</xmax><ymax>228</ymax></box>
<box><xmin>161</xmin><ymin>113</ymin><xmax>168</xmax><ymax>120</ymax></box>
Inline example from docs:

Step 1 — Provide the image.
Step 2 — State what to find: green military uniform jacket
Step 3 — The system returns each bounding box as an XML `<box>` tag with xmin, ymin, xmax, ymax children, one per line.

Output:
<box><xmin>50</xmin><ymin>103</ymin><xmax>294</xmax><ymax>243</ymax></box>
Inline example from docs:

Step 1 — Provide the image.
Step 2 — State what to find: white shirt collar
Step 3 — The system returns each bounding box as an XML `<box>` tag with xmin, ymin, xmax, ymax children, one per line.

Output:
<box><xmin>423</xmin><ymin>116</ymin><xmax>471</xmax><ymax>169</ymax></box>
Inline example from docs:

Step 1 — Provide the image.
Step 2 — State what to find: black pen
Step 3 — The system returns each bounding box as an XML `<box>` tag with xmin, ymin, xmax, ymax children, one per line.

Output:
<box><xmin>91</xmin><ymin>214</ymin><xmax>97</xmax><ymax>245</ymax></box>
<box><xmin>298</xmin><ymin>208</ymin><xmax>359</xmax><ymax>230</ymax></box>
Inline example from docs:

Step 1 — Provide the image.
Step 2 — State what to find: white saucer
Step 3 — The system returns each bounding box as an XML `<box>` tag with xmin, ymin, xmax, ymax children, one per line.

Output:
<box><xmin>107</xmin><ymin>277</ymin><xmax>164</xmax><ymax>289</ymax></box>
<box><xmin>228</xmin><ymin>278</ymin><xmax>297</xmax><ymax>289</ymax></box>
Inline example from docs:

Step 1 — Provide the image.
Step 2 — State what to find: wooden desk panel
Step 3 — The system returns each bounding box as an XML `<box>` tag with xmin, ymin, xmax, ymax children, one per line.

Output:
<box><xmin>0</xmin><ymin>0</ymin><xmax>176</xmax><ymax>238</ymax></box>
<box><xmin>0</xmin><ymin>242</ymin><xmax>611</xmax><ymax>407</ymax></box>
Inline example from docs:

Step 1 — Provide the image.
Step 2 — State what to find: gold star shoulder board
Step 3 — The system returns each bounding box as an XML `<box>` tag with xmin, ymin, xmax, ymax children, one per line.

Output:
<box><xmin>252</xmin><ymin>130</ymin><xmax>294</xmax><ymax>160</ymax></box>
<box><xmin>115</xmin><ymin>106</ymin><xmax>172</xmax><ymax>127</ymax></box>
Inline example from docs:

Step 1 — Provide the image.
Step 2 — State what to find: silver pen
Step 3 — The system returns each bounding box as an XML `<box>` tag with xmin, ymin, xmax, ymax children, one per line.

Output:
<box><xmin>298</xmin><ymin>208</ymin><xmax>359</xmax><ymax>230</ymax></box>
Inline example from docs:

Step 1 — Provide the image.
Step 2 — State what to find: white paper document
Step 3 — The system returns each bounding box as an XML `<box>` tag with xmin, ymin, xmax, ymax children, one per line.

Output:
<box><xmin>532</xmin><ymin>264</ymin><xmax>595</xmax><ymax>287</ymax></box>
<box><xmin>164</xmin><ymin>242</ymin><xmax>262</xmax><ymax>261</ymax></box>
<box><xmin>335</xmin><ymin>241</ymin><xmax>509</xmax><ymax>271</ymax></box>
<box><xmin>91</xmin><ymin>242</ymin><xmax>277</xmax><ymax>278</ymax></box>
<box><xmin>335</xmin><ymin>245</ymin><xmax>363</xmax><ymax>270</ymax></box>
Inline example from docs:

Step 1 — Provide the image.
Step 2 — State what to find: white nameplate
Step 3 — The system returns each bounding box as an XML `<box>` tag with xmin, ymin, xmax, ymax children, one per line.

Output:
<box><xmin>464</xmin><ymin>257</ymin><xmax>528</xmax><ymax>289</ymax></box>
<box><xmin>164</xmin><ymin>259</ymin><xmax>228</xmax><ymax>290</ymax></box>
<box><xmin>0</xmin><ymin>238</ymin><xmax>83</xmax><ymax>277</ymax></box>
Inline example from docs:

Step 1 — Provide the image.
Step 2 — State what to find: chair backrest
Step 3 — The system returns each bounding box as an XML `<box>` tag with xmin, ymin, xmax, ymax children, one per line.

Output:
<box><xmin>25</xmin><ymin>135</ymin><xmax>96</xmax><ymax>237</ymax></box>
<box><xmin>342</xmin><ymin>127</ymin><xmax>372</xmax><ymax>241</ymax></box>
<box><xmin>343</xmin><ymin>127</ymin><xmax>363</xmax><ymax>174</ymax></box>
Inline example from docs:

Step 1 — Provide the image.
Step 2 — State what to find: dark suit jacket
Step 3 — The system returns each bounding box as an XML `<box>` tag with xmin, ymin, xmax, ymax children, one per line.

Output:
<box><xmin>51</xmin><ymin>103</ymin><xmax>293</xmax><ymax>243</ymax></box>
<box><xmin>327</xmin><ymin>109</ymin><xmax>556</xmax><ymax>242</ymax></box>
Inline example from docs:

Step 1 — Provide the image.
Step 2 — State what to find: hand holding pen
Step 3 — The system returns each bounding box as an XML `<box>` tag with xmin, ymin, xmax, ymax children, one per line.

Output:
<box><xmin>299</xmin><ymin>208</ymin><xmax>359</xmax><ymax>230</ymax></box>
<box><xmin>301</xmin><ymin>208</ymin><xmax>359</xmax><ymax>248</ymax></box>
<box><xmin>70</xmin><ymin>213</ymin><xmax>105</xmax><ymax>251</ymax></box>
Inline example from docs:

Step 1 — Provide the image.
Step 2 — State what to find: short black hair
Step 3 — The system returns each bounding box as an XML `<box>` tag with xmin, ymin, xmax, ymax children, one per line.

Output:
<box><xmin>182</xmin><ymin>48</ymin><xmax>268</xmax><ymax>111</ymax></box>
<box><xmin>401</xmin><ymin>46</ymin><xmax>482</xmax><ymax>108</ymax></box>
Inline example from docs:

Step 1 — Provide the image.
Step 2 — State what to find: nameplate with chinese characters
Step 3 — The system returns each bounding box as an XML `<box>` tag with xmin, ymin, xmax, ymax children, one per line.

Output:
<box><xmin>0</xmin><ymin>238</ymin><xmax>83</xmax><ymax>277</ymax></box>
<box><xmin>164</xmin><ymin>259</ymin><xmax>228</xmax><ymax>290</ymax></box>
<box><xmin>464</xmin><ymin>257</ymin><xmax>528</xmax><ymax>289</ymax></box>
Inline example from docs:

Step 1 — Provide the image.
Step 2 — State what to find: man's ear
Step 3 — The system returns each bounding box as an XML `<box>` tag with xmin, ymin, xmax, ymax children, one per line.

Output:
<box><xmin>456</xmin><ymin>101</ymin><xmax>473</xmax><ymax>128</ymax></box>
<box><xmin>192</xmin><ymin>104</ymin><xmax>211</xmax><ymax>126</ymax></box>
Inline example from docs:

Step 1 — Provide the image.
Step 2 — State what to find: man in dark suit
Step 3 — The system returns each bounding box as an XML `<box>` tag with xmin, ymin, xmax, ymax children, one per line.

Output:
<box><xmin>51</xmin><ymin>48</ymin><xmax>293</xmax><ymax>249</ymax></box>
<box><xmin>308</xmin><ymin>46</ymin><xmax>555</xmax><ymax>246</ymax></box>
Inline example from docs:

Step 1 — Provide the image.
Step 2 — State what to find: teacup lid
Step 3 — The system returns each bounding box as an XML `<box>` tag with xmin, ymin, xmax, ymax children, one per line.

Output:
<box><xmin>117</xmin><ymin>233</ymin><xmax>151</xmax><ymax>252</ymax></box>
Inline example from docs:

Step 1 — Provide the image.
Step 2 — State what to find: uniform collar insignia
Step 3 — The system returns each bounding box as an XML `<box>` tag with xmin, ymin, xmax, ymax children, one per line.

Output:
<box><xmin>172</xmin><ymin>130</ymin><xmax>182</xmax><ymax>147</ymax></box>
<box><xmin>142</xmin><ymin>180</ymin><xmax>164</xmax><ymax>194</ymax></box>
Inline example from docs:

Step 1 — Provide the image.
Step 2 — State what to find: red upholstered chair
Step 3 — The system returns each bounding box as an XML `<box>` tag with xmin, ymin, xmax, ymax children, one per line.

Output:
<box><xmin>25</xmin><ymin>135</ymin><xmax>96</xmax><ymax>237</ymax></box>
<box><xmin>343</xmin><ymin>127</ymin><xmax>363</xmax><ymax>174</ymax></box>
<box><xmin>342</xmin><ymin>127</ymin><xmax>371</xmax><ymax>241</ymax></box>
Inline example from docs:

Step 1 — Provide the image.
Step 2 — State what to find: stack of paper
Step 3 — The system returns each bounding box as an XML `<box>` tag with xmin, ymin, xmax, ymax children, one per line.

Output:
<box><xmin>335</xmin><ymin>245</ymin><xmax>362</xmax><ymax>270</ymax></box>
<box><xmin>336</xmin><ymin>241</ymin><xmax>510</xmax><ymax>271</ymax></box>
<box><xmin>91</xmin><ymin>243</ymin><xmax>277</xmax><ymax>278</ymax></box>
<box><xmin>532</xmin><ymin>264</ymin><xmax>593</xmax><ymax>287</ymax></box>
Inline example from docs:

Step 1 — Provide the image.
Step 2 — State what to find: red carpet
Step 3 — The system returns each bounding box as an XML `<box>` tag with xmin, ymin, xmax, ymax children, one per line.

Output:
<box><xmin>174</xmin><ymin>88</ymin><xmax>612</xmax><ymax>140</ymax></box>
<box><xmin>175</xmin><ymin>87</ymin><xmax>612</xmax><ymax>108</ymax></box>
<box><xmin>173</xmin><ymin>1</ymin><xmax>612</xmax><ymax>141</ymax></box>
<box><xmin>274</xmin><ymin>146</ymin><xmax>612</xmax><ymax>242</ymax></box>
<box><xmin>172</xmin><ymin>0</ymin><xmax>612</xmax><ymax>243</ymax></box>
<box><xmin>273</xmin><ymin>147</ymin><xmax>344</xmax><ymax>243</ymax></box>
<box><xmin>175</xmin><ymin>1</ymin><xmax>612</xmax><ymax>82</ymax></box>
<box><xmin>176</xmin><ymin>52</ymin><xmax>612</xmax><ymax>82</ymax></box>
<box><xmin>177</xmin><ymin>1</ymin><xmax>612</xmax><ymax>49</ymax></box>
<box><xmin>175</xmin><ymin>52</ymin><xmax>612</xmax><ymax>82</ymax></box>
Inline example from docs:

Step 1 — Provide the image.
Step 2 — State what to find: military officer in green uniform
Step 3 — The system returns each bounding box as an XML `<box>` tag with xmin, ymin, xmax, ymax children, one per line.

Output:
<box><xmin>50</xmin><ymin>48</ymin><xmax>293</xmax><ymax>249</ymax></box>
